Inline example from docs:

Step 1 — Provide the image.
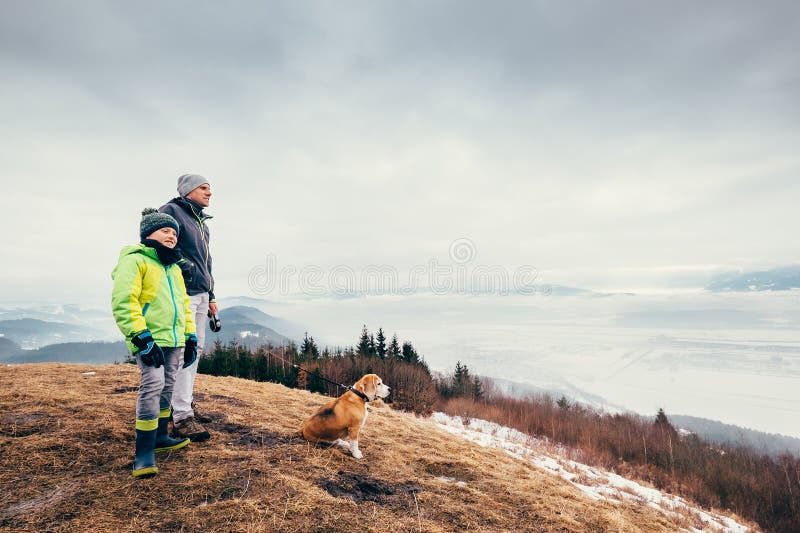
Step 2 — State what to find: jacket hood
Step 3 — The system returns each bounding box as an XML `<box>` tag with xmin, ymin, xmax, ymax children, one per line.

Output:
<box><xmin>118</xmin><ymin>243</ymin><xmax>159</xmax><ymax>262</ymax></box>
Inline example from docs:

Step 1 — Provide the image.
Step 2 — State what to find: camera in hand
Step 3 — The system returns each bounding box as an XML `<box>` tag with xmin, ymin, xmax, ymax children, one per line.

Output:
<box><xmin>208</xmin><ymin>311</ymin><xmax>222</xmax><ymax>332</ymax></box>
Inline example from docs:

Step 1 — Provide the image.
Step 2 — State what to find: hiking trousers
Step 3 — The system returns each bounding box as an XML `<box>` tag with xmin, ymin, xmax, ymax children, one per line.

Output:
<box><xmin>136</xmin><ymin>347</ymin><xmax>182</xmax><ymax>422</ymax></box>
<box><xmin>172</xmin><ymin>292</ymin><xmax>210</xmax><ymax>423</ymax></box>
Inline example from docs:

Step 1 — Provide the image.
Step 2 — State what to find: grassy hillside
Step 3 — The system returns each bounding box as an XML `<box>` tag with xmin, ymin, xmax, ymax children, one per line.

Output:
<box><xmin>1</xmin><ymin>363</ymin><xmax>722</xmax><ymax>532</ymax></box>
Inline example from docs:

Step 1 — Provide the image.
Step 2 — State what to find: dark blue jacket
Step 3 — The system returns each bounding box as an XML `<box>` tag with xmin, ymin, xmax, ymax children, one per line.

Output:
<box><xmin>159</xmin><ymin>197</ymin><xmax>215</xmax><ymax>300</ymax></box>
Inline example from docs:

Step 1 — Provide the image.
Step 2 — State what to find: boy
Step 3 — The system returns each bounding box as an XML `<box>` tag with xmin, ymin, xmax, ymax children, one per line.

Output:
<box><xmin>111</xmin><ymin>208</ymin><xmax>199</xmax><ymax>478</ymax></box>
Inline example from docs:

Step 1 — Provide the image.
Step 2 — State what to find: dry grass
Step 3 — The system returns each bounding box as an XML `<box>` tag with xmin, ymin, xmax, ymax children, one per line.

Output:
<box><xmin>2</xmin><ymin>363</ymin><xmax>691</xmax><ymax>532</ymax></box>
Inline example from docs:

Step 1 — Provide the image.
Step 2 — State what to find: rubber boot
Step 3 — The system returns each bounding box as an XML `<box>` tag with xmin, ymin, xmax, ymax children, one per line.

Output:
<box><xmin>133</xmin><ymin>421</ymin><xmax>158</xmax><ymax>478</ymax></box>
<box><xmin>155</xmin><ymin>408</ymin><xmax>190</xmax><ymax>452</ymax></box>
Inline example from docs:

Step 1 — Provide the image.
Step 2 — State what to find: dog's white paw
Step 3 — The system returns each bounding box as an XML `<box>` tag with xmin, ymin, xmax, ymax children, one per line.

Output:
<box><xmin>351</xmin><ymin>449</ymin><xmax>363</xmax><ymax>459</ymax></box>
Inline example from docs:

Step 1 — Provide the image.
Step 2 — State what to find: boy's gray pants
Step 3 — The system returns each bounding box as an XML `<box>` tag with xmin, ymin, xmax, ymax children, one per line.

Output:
<box><xmin>135</xmin><ymin>347</ymin><xmax>183</xmax><ymax>422</ymax></box>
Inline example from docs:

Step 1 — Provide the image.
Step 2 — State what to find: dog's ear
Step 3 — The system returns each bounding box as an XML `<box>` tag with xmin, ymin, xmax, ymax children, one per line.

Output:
<box><xmin>364</xmin><ymin>377</ymin><xmax>377</xmax><ymax>397</ymax></box>
<box><xmin>355</xmin><ymin>382</ymin><xmax>366</xmax><ymax>392</ymax></box>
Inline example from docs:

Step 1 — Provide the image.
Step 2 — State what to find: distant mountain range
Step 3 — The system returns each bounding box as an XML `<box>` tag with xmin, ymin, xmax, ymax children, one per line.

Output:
<box><xmin>0</xmin><ymin>303</ymin><xmax>120</xmax><ymax>350</ymax></box>
<box><xmin>0</xmin><ymin>304</ymin><xmax>304</xmax><ymax>364</ymax></box>
<box><xmin>205</xmin><ymin>306</ymin><xmax>295</xmax><ymax>349</ymax></box>
<box><xmin>0</xmin><ymin>304</ymin><xmax>110</xmax><ymax>323</ymax></box>
<box><xmin>0</xmin><ymin>339</ymin><xmax>129</xmax><ymax>365</ymax></box>
<box><xmin>0</xmin><ymin>318</ymin><xmax>101</xmax><ymax>349</ymax></box>
<box><xmin>670</xmin><ymin>414</ymin><xmax>800</xmax><ymax>458</ymax></box>
<box><xmin>214</xmin><ymin>299</ymin><xmax>307</xmax><ymax>341</ymax></box>
<box><xmin>706</xmin><ymin>265</ymin><xmax>800</xmax><ymax>292</ymax></box>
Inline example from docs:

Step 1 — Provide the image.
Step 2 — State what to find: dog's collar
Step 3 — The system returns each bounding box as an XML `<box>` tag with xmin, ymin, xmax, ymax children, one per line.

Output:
<box><xmin>347</xmin><ymin>386</ymin><xmax>371</xmax><ymax>402</ymax></box>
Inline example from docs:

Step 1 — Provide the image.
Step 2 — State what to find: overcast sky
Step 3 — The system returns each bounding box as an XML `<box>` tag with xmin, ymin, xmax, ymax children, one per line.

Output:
<box><xmin>2</xmin><ymin>1</ymin><xmax>799</xmax><ymax>303</ymax></box>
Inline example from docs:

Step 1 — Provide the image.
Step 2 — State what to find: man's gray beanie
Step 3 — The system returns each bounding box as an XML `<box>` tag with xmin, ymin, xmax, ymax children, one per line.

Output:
<box><xmin>177</xmin><ymin>174</ymin><xmax>210</xmax><ymax>197</ymax></box>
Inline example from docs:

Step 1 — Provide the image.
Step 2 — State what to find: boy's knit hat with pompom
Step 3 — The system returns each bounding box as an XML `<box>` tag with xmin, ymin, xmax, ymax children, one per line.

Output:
<box><xmin>139</xmin><ymin>208</ymin><xmax>180</xmax><ymax>240</ymax></box>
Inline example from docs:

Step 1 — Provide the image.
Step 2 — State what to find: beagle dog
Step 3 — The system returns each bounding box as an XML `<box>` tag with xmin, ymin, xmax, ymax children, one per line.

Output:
<box><xmin>298</xmin><ymin>374</ymin><xmax>390</xmax><ymax>459</ymax></box>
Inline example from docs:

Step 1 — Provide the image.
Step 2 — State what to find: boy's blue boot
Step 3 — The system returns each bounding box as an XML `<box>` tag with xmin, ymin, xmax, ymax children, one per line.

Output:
<box><xmin>155</xmin><ymin>407</ymin><xmax>190</xmax><ymax>452</ymax></box>
<box><xmin>133</xmin><ymin>420</ymin><xmax>158</xmax><ymax>478</ymax></box>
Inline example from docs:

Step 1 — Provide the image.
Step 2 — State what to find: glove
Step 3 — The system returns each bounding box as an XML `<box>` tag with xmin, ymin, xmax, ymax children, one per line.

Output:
<box><xmin>131</xmin><ymin>330</ymin><xmax>165</xmax><ymax>368</ymax></box>
<box><xmin>183</xmin><ymin>333</ymin><xmax>198</xmax><ymax>368</ymax></box>
<box><xmin>177</xmin><ymin>258</ymin><xmax>195</xmax><ymax>285</ymax></box>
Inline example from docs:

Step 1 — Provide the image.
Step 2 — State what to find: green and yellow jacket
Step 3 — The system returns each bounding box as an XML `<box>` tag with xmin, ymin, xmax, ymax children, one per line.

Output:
<box><xmin>111</xmin><ymin>244</ymin><xmax>196</xmax><ymax>352</ymax></box>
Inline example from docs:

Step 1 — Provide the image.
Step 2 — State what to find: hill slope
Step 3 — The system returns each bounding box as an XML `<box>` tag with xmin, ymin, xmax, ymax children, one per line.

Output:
<box><xmin>0</xmin><ymin>364</ymin><xmax>729</xmax><ymax>532</ymax></box>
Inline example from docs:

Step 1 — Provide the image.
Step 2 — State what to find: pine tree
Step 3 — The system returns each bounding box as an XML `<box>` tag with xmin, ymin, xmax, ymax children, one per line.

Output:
<box><xmin>376</xmin><ymin>328</ymin><xmax>387</xmax><ymax>359</ymax></box>
<box><xmin>285</xmin><ymin>341</ymin><xmax>298</xmax><ymax>361</ymax></box>
<box><xmin>300</xmin><ymin>332</ymin><xmax>320</xmax><ymax>360</ymax></box>
<box><xmin>557</xmin><ymin>395</ymin><xmax>571</xmax><ymax>410</ymax></box>
<box><xmin>453</xmin><ymin>361</ymin><xmax>470</xmax><ymax>397</ymax></box>
<box><xmin>253</xmin><ymin>350</ymin><xmax>268</xmax><ymax>382</ymax></box>
<box><xmin>653</xmin><ymin>408</ymin><xmax>677</xmax><ymax>477</ymax></box>
<box><xmin>357</xmin><ymin>325</ymin><xmax>372</xmax><ymax>357</ymax></box>
<box><xmin>401</xmin><ymin>341</ymin><xmax>418</xmax><ymax>363</ymax></box>
<box><xmin>368</xmin><ymin>334</ymin><xmax>376</xmax><ymax>357</ymax></box>
<box><xmin>471</xmin><ymin>375</ymin><xmax>484</xmax><ymax>401</ymax></box>
<box><xmin>389</xmin><ymin>334</ymin><xmax>401</xmax><ymax>360</ymax></box>
<box><xmin>654</xmin><ymin>408</ymin><xmax>677</xmax><ymax>436</ymax></box>
<box><xmin>237</xmin><ymin>345</ymin><xmax>253</xmax><ymax>379</ymax></box>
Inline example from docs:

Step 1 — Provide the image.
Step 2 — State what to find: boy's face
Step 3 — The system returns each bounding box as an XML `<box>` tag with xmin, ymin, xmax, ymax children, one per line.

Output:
<box><xmin>186</xmin><ymin>183</ymin><xmax>212</xmax><ymax>207</ymax></box>
<box><xmin>146</xmin><ymin>227</ymin><xmax>178</xmax><ymax>248</ymax></box>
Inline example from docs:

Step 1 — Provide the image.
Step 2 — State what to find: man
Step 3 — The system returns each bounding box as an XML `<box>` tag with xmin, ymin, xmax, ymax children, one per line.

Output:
<box><xmin>159</xmin><ymin>174</ymin><xmax>217</xmax><ymax>442</ymax></box>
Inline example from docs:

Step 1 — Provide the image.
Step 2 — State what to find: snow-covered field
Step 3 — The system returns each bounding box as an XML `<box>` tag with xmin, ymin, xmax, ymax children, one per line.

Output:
<box><xmin>430</xmin><ymin>412</ymin><xmax>754</xmax><ymax>533</ymax></box>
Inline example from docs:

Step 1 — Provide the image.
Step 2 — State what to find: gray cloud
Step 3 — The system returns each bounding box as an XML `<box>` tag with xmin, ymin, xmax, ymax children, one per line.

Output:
<box><xmin>2</xmin><ymin>1</ymin><xmax>799</xmax><ymax>301</ymax></box>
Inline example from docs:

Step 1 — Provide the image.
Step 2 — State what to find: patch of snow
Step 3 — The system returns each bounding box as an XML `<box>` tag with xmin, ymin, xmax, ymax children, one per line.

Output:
<box><xmin>239</xmin><ymin>330</ymin><xmax>260</xmax><ymax>338</ymax></box>
<box><xmin>430</xmin><ymin>412</ymin><xmax>752</xmax><ymax>533</ymax></box>
<box><xmin>435</xmin><ymin>476</ymin><xmax>467</xmax><ymax>487</ymax></box>
<box><xmin>81</xmin><ymin>371</ymin><xmax>96</xmax><ymax>376</ymax></box>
